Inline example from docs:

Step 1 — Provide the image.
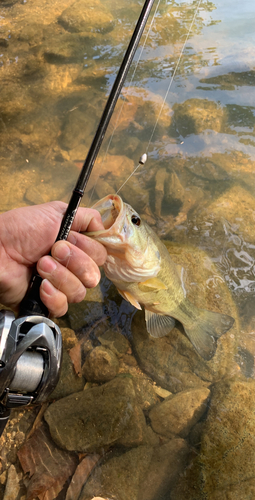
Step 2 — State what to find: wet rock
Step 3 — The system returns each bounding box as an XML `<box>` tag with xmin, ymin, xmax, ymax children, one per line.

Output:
<box><xmin>0</xmin><ymin>408</ymin><xmax>37</xmax><ymax>474</ymax></box>
<box><xmin>0</xmin><ymin>39</ymin><xmax>9</xmax><ymax>48</ymax></box>
<box><xmin>59</xmin><ymin>300</ymin><xmax>104</xmax><ymax>331</ymax></box>
<box><xmin>172</xmin><ymin>98</ymin><xmax>224</xmax><ymax>137</ymax></box>
<box><xmin>122</xmin><ymin>87</ymin><xmax>172</xmax><ymax>130</ymax></box>
<box><xmin>50</xmin><ymin>349</ymin><xmax>85</xmax><ymax>400</ymax></box>
<box><xmin>97</xmin><ymin>328</ymin><xmax>130</xmax><ymax>356</ymax></box>
<box><xmin>131</xmin><ymin>242</ymin><xmax>239</xmax><ymax>393</ymax></box>
<box><xmin>200</xmin><ymin>185</ymin><xmax>255</xmax><ymax>245</ymax></box>
<box><xmin>80</xmin><ymin>439</ymin><xmax>189</xmax><ymax>500</ymax></box>
<box><xmin>120</xmin><ymin>177</ymin><xmax>150</xmax><ymax>215</ymax></box>
<box><xmin>44</xmin><ymin>377</ymin><xmax>145</xmax><ymax>452</ymax></box>
<box><xmin>3</xmin><ymin>464</ymin><xmax>20</xmax><ymax>500</ymax></box>
<box><xmin>188</xmin><ymin>420</ymin><xmax>205</xmax><ymax>449</ymax></box>
<box><xmin>155</xmin><ymin>167</ymin><xmax>169</xmax><ymax>216</ymax></box>
<box><xmin>59</xmin><ymin>107</ymin><xmax>96</xmax><ymax>150</ymax></box>
<box><xmin>170</xmin><ymin>377</ymin><xmax>255</xmax><ymax>499</ymax></box>
<box><xmin>165</xmin><ymin>170</ymin><xmax>186</xmax><ymax>204</ymax></box>
<box><xmin>61</xmin><ymin>327</ymin><xmax>77</xmax><ymax>349</ymax></box>
<box><xmin>149</xmin><ymin>388</ymin><xmax>210</xmax><ymax>438</ymax></box>
<box><xmin>82</xmin><ymin>346</ymin><xmax>119</xmax><ymax>382</ymax></box>
<box><xmin>59</xmin><ymin>0</ymin><xmax>114</xmax><ymax>34</ymax></box>
<box><xmin>185</xmin><ymin>156</ymin><xmax>230</xmax><ymax>181</ymax></box>
<box><xmin>175</xmin><ymin>185</ymin><xmax>255</xmax><ymax>310</ymax></box>
<box><xmin>116</xmin><ymin>402</ymin><xmax>148</xmax><ymax>448</ymax></box>
<box><xmin>131</xmin><ymin>375</ymin><xmax>159</xmax><ymax>411</ymax></box>
<box><xmin>43</xmin><ymin>32</ymin><xmax>92</xmax><ymax>64</ymax></box>
<box><xmin>86</xmin><ymin>154</ymin><xmax>135</xmax><ymax>193</ymax></box>
<box><xmin>153</xmin><ymin>385</ymin><xmax>172</xmax><ymax>399</ymax></box>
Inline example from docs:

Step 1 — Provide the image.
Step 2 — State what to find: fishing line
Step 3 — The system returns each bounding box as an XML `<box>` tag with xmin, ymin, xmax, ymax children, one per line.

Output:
<box><xmin>146</xmin><ymin>0</ymin><xmax>203</xmax><ymax>154</ymax></box>
<box><xmin>117</xmin><ymin>0</ymin><xmax>203</xmax><ymax>195</ymax></box>
<box><xmin>88</xmin><ymin>0</ymin><xmax>161</xmax><ymax>207</ymax></box>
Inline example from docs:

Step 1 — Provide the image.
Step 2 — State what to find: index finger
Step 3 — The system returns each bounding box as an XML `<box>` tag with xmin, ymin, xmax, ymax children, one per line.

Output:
<box><xmin>70</xmin><ymin>207</ymin><xmax>104</xmax><ymax>233</ymax></box>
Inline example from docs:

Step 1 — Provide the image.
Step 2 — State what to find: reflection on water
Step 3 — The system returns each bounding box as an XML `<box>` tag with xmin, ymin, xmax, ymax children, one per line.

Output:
<box><xmin>1</xmin><ymin>0</ymin><xmax>255</xmax><ymax>498</ymax></box>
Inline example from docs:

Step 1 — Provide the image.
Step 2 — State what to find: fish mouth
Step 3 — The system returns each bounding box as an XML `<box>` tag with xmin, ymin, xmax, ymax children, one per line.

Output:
<box><xmin>87</xmin><ymin>194</ymin><xmax>126</xmax><ymax>243</ymax></box>
<box><xmin>92</xmin><ymin>194</ymin><xmax>123</xmax><ymax>230</ymax></box>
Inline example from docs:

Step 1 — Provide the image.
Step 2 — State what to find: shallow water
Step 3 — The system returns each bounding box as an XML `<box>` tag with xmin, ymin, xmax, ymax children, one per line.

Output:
<box><xmin>0</xmin><ymin>0</ymin><xmax>255</xmax><ymax>498</ymax></box>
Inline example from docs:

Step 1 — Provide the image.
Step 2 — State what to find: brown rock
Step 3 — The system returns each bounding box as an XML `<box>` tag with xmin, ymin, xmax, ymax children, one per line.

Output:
<box><xmin>3</xmin><ymin>465</ymin><xmax>20</xmax><ymax>500</ymax></box>
<box><xmin>149</xmin><ymin>388</ymin><xmax>210</xmax><ymax>438</ymax></box>
<box><xmin>82</xmin><ymin>346</ymin><xmax>119</xmax><ymax>383</ymax></box>
<box><xmin>172</xmin><ymin>98</ymin><xmax>224</xmax><ymax>136</ymax></box>
<box><xmin>170</xmin><ymin>377</ymin><xmax>255</xmax><ymax>499</ymax></box>
<box><xmin>80</xmin><ymin>439</ymin><xmax>189</xmax><ymax>500</ymax></box>
<box><xmin>44</xmin><ymin>377</ymin><xmax>145</xmax><ymax>453</ymax></box>
<box><xmin>59</xmin><ymin>0</ymin><xmax>114</xmax><ymax>34</ymax></box>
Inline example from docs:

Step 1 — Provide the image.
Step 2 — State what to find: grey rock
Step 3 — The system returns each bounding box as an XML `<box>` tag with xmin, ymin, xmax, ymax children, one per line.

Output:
<box><xmin>82</xmin><ymin>346</ymin><xmax>119</xmax><ymax>383</ymax></box>
<box><xmin>44</xmin><ymin>377</ymin><xmax>145</xmax><ymax>453</ymax></box>
<box><xmin>149</xmin><ymin>388</ymin><xmax>210</xmax><ymax>438</ymax></box>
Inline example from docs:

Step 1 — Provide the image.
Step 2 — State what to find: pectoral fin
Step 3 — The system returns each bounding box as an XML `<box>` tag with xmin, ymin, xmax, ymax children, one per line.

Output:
<box><xmin>138</xmin><ymin>278</ymin><xmax>168</xmax><ymax>291</ymax></box>
<box><xmin>145</xmin><ymin>309</ymin><xmax>175</xmax><ymax>338</ymax></box>
<box><xmin>117</xmin><ymin>288</ymin><xmax>142</xmax><ymax>310</ymax></box>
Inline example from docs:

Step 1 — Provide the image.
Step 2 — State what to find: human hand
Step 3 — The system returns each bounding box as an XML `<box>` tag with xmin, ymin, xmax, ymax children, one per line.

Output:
<box><xmin>0</xmin><ymin>201</ymin><xmax>107</xmax><ymax>317</ymax></box>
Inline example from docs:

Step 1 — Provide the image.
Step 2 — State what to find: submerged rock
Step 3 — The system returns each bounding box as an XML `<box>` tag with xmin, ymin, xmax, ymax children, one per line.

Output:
<box><xmin>170</xmin><ymin>377</ymin><xmax>255</xmax><ymax>500</ymax></box>
<box><xmin>82</xmin><ymin>346</ymin><xmax>119</xmax><ymax>382</ymax></box>
<box><xmin>149</xmin><ymin>388</ymin><xmax>210</xmax><ymax>438</ymax></box>
<box><xmin>59</xmin><ymin>0</ymin><xmax>114</xmax><ymax>34</ymax></box>
<box><xmin>80</xmin><ymin>439</ymin><xmax>189</xmax><ymax>500</ymax></box>
<box><xmin>97</xmin><ymin>328</ymin><xmax>130</xmax><ymax>356</ymax></box>
<box><xmin>50</xmin><ymin>349</ymin><xmax>85</xmax><ymax>400</ymax></box>
<box><xmin>172</xmin><ymin>98</ymin><xmax>224</xmax><ymax>137</ymax></box>
<box><xmin>2</xmin><ymin>465</ymin><xmax>20</xmax><ymax>500</ymax></box>
<box><xmin>44</xmin><ymin>377</ymin><xmax>146</xmax><ymax>453</ymax></box>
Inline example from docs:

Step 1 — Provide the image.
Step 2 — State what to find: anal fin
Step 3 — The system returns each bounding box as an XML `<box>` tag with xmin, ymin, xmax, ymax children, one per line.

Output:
<box><xmin>145</xmin><ymin>309</ymin><xmax>175</xmax><ymax>338</ymax></box>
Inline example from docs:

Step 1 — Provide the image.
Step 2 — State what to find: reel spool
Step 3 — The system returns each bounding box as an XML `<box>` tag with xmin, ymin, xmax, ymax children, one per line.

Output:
<box><xmin>0</xmin><ymin>310</ymin><xmax>62</xmax><ymax>434</ymax></box>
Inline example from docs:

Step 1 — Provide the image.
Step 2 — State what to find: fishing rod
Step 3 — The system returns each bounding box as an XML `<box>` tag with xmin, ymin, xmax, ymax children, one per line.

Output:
<box><xmin>0</xmin><ymin>0</ymin><xmax>156</xmax><ymax>437</ymax></box>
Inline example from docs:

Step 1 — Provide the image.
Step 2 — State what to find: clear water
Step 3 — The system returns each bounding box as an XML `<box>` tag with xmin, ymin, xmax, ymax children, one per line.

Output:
<box><xmin>0</xmin><ymin>0</ymin><xmax>255</xmax><ymax>498</ymax></box>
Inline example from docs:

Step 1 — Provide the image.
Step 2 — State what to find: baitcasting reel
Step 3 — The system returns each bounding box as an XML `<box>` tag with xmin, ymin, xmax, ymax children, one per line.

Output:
<box><xmin>0</xmin><ymin>310</ymin><xmax>62</xmax><ymax>436</ymax></box>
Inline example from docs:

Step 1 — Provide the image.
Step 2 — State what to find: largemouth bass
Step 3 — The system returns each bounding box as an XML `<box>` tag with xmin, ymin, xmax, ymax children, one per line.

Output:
<box><xmin>87</xmin><ymin>194</ymin><xmax>234</xmax><ymax>360</ymax></box>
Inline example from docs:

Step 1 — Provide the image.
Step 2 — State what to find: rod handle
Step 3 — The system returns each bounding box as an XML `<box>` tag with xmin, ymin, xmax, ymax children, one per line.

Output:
<box><xmin>19</xmin><ymin>274</ymin><xmax>49</xmax><ymax>318</ymax></box>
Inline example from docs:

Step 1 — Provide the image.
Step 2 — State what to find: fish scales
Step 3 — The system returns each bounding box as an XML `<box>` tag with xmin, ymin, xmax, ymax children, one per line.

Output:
<box><xmin>86</xmin><ymin>194</ymin><xmax>234</xmax><ymax>360</ymax></box>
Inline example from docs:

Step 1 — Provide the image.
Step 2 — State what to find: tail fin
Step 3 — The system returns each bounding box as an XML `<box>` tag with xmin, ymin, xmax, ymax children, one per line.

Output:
<box><xmin>184</xmin><ymin>309</ymin><xmax>234</xmax><ymax>360</ymax></box>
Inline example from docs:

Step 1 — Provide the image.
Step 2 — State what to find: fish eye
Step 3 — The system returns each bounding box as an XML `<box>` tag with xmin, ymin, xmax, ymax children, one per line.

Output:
<box><xmin>131</xmin><ymin>215</ymin><xmax>141</xmax><ymax>226</ymax></box>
